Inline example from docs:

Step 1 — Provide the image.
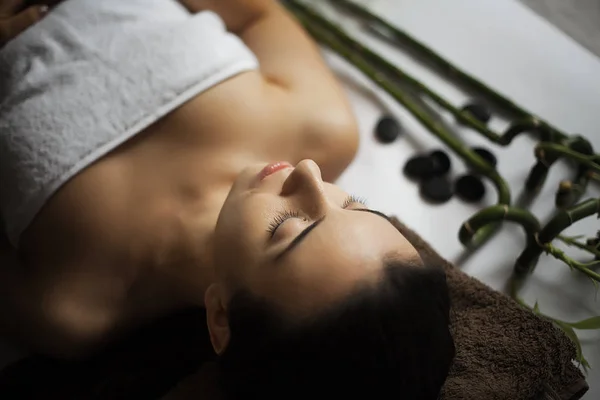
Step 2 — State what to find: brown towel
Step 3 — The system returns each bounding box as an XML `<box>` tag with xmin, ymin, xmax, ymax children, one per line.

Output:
<box><xmin>389</xmin><ymin>217</ymin><xmax>588</xmax><ymax>400</ymax></box>
<box><xmin>0</xmin><ymin>219</ymin><xmax>589</xmax><ymax>400</ymax></box>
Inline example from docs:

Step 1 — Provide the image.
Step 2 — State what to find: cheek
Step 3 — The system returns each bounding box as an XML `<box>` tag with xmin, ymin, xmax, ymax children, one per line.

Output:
<box><xmin>214</xmin><ymin>205</ymin><xmax>261</xmax><ymax>266</ymax></box>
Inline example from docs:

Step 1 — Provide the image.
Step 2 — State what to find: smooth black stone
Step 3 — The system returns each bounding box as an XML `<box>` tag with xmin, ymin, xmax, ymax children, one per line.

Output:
<box><xmin>471</xmin><ymin>147</ymin><xmax>498</xmax><ymax>168</ymax></box>
<box><xmin>460</xmin><ymin>102</ymin><xmax>492</xmax><ymax>124</ymax></box>
<box><xmin>455</xmin><ymin>174</ymin><xmax>486</xmax><ymax>202</ymax></box>
<box><xmin>403</xmin><ymin>155</ymin><xmax>436</xmax><ymax>180</ymax></box>
<box><xmin>429</xmin><ymin>149</ymin><xmax>452</xmax><ymax>175</ymax></box>
<box><xmin>420</xmin><ymin>176</ymin><xmax>454</xmax><ymax>204</ymax></box>
<box><xmin>375</xmin><ymin>115</ymin><xmax>401</xmax><ymax>143</ymax></box>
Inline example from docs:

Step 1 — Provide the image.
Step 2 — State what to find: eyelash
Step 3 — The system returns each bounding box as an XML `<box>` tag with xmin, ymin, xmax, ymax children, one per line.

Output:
<box><xmin>266</xmin><ymin>195</ymin><xmax>368</xmax><ymax>237</ymax></box>
<box><xmin>343</xmin><ymin>194</ymin><xmax>368</xmax><ymax>208</ymax></box>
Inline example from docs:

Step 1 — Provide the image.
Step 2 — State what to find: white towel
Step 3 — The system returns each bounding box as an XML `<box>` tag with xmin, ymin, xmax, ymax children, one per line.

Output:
<box><xmin>0</xmin><ymin>0</ymin><xmax>258</xmax><ymax>247</ymax></box>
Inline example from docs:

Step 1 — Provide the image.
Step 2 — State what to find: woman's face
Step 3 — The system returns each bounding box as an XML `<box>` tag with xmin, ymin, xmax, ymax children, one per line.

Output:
<box><xmin>210</xmin><ymin>159</ymin><xmax>421</xmax><ymax>315</ymax></box>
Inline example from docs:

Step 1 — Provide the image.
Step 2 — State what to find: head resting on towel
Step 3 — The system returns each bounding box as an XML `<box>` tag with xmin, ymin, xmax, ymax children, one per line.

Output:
<box><xmin>205</xmin><ymin>159</ymin><xmax>455</xmax><ymax>399</ymax></box>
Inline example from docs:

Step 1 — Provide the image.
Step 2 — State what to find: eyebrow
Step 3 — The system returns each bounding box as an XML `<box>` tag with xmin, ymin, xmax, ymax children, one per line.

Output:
<box><xmin>274</xmin><ymin>209</ymin><xmax>392</xmax><ymax>262</ymax></box>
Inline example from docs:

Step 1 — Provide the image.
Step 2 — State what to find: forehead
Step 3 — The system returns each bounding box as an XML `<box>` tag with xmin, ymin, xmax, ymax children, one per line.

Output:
<box><xmin>289</xmin><ymin>211</ymin><xmax>416</xmax><ymax>275</ymax></box>
<box><xmin>256</xmin><ymin>211</ymin><xmax>419</xmax><ymax>313</ymax></box>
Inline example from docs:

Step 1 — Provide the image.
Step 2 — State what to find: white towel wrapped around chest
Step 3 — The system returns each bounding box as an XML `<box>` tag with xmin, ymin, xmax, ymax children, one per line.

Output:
<box><xmin>0</xmin><ymin>0</ymin><xmax>258</xmax><ymax>247</ymax></box>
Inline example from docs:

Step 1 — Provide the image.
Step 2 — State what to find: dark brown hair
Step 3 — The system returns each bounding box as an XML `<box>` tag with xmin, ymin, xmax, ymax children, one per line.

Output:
<box><xmin>218</xmin><ymin>262</ymin><xmax>455</xmax><ymax>399</ymax></box>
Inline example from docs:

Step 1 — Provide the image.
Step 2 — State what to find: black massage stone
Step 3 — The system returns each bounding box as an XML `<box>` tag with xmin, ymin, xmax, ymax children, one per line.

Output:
<box><xmin>420</xmin><ymin>176</ymin><xmax>454</xmax><ymax>204</ymax></box>
<box><xmin>460</xmin><ymin>102</ymin><xmax>492</xmax><ymax>124</ymax></box>
<box><xmin>429</xmin><ymin>149</ymin><xmax>452</xmax><ymax>176</ymax></box>
<box><xmin>472</xmin><ymin>146</ymin><xmax>497</xmax><ymax>168</ymax></box>
<box><xmin>375</xmin><ymin>115</ymin><xmax>402</xmax><ymax>143</ymax></box>
<box><xmin>403</xmin><ymin>155</ymin><xmax>436</xmax><ymax>180</ymax></box>
<box><xmin>455</xmin><ymin>174</ymin><xmax>486</xmax><ymax>202</ymax></box>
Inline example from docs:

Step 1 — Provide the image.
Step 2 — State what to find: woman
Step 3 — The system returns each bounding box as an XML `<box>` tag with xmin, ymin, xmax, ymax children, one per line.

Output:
<box><xmin>0</xmin><ymin>0</ymin><xmax>455</xmax><ymax>398</ymax></box>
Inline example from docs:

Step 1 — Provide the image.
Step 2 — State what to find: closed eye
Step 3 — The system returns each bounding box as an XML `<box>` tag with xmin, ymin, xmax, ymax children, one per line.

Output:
<box><xmin>267</xmin><ymin>194</ymin><xmax>368</xmax><ymax>238</ymax></box>
<box><xmin>274</xmin><ymin>206</ymin><xmax>391</xmax><ymax>261</ymax></box>
<box><xmin>267</xmin><ymin>210</ymin><xmax>303</xmax><ymax>237</ymax></box>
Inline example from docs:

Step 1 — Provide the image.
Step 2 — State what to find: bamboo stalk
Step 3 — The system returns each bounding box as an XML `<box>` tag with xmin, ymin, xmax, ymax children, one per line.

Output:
<box><xmin>292</xmin><ymin>1</ymin><xmax>560</xmax><ymax>147</ymax></box>
<box><xmin>327</xmin><ymin>0</ymin><xmax>570</xmax><ymax>141</ymax></box>
<box><xmin>558</xmin><ymin>138</ymin><xmax>596</xmax><ymax>206</ymax></box>
<box><xmin>557</xmin><ymin>235</ymin><xmax>600</xmax><ymax>260</ymax></box>
<box><xmin>526</xmin><ymin>136</ymin><xmax>591</xmax><ymax>195</ymax></box>
<box><xmin>514</xmin><ymin>198</ymin><xmax>600</xmax><ymax>275</ymax></box>
<box><xmin>286</xmin><ymin>1</ymin><xmax>511</xmax><ymax>248</ymax></box>
<box><xmin>310</xmin><ymin>0</ymin><xmax>600</xmax><ymax>363</ymax></box>
<box><xmin>544</xmin><ymin>245</ymin><xmax>600</xmax><ymax>283</ymax></box>
<box><xmin>525</xmin><ymin>151</ymin><xmax>561</xmax><ymax>194</ymax></box>
<box><xmin>555</xmin><ymin>172</ymin><xmax>592</xmax><ymax>209</ymax></box>
<box><xmin>458</xmin><ymin>205</ymin><xmax>540</xmax><ymax>247</ymax></box>
<box><xmin>535</xmin><ymin>143</ymin><xmax>600</xmax><ymax>173</ymax></box>
<box><xmin>289</xmin><ymin>1</ymin><xmax>599</xmax><ymax>198</ymax></box>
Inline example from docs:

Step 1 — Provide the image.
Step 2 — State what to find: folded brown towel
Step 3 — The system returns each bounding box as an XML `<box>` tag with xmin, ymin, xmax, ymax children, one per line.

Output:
<box><xmin>0</xmin><ymin>218</ymin><xmax>589</xmax><ymax>400</ymax></box>
<box><xmin>389</xmin><ymin>218</ymin><xmax>588</xmax><ymax>400</ymax></box>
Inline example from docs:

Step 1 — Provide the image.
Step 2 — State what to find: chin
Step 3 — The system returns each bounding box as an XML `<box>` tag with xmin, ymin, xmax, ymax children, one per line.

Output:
<box><xmin>320</xmin><ymin>124</ymin><xmax>360</xmax><ymax>183</ymax></box>
<box><xmin>322</xmin><ymin>143</ymin><xmax>358</xmax><ymax>182</ymax></box>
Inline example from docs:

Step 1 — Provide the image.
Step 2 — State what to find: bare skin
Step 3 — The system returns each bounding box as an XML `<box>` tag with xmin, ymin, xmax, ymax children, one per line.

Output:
<box><xmin>1</xmin><ymin>0</ymin><xmax>421</xmax><ymax>359</ymax></box>
<box><xmin>0</xmin><ymin>0</ymin><xmax>359</xmax><ymax>357</ymax></box>
<box><xmin>0</xmin><ymin>0</ymin><xmax>51</xmax><ymax>47</ymax></box>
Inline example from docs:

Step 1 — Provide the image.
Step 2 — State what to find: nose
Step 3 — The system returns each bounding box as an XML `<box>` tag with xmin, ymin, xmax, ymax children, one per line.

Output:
<box><xmin>281</xmin><ymin>159</ymin><xmax>327</xmax><ymax>217</ymax></box>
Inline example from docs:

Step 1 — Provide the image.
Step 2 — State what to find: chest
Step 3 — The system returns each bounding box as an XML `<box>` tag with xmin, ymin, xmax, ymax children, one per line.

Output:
<box><xmin>139</xmin><ymin>70</ymin><xmax>354</xmax><ymax>179</ymax></box>
<box><xmin>20</xmin><ymin>72</ymin><xmax>355</xmax><ymax>260</ymax></box>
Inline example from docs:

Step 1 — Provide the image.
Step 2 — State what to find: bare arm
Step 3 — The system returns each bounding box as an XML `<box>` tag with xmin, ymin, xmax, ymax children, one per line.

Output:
<box><xmin>179</xmin><ymin>0</ymin><xmax>359</xmax><ymax>176</ymax></box>
<box><xmin>0</xmin><ymin>0</ymin><xmax>63</xmax><ymax>47</ymax></box>
<box><xmin>180</xmin><ymin>0</ymin><xmax>338</xmax><ymax>87</ymax></box>
<box><xmin>182</xmin><ymin>0</ymin><xmax>350</xmax><ymax>102</ymax></box>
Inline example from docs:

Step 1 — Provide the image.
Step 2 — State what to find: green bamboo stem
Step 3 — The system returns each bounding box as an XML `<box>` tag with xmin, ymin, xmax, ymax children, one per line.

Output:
<box><xmin>525</xmin><ymin>147</ymin><xmax>563</xmax><ymax>194</ymax></box>
<box><xmin>328</xmin><ymin>0</ymin><xmax>570</xmax><ymax>142</ymax></box>
<box><xmin>555</xmin><ymin>171</ymin><xmax>594</xmax><ymax>209</ymax></box>
<box><xmin>527</xmin><ymin>137</ymin><xmax>597</xmax><ymax>195</ymax></box>
<box><xmin>458</xmin><ymin>205</ymin><xmax>540</xmax><ymax>246</ymax></box>
<box><xmin>514</xmin><ymin>198</ymin><xmax>600</xmax><ymax>275</ymax></box>
<box><xmin>554</xmin><ymin>180</ymin><xmax>583</xmax><ymax>209</ymax></box>
<box><xmin>539</xmin><ymin>198</ymin><xmax>600</xmax><ymax>243</ymax></box>
<box><xmin>544</xmin><ymin>245</ymin><xmax>600</xmax><ymax>283</ymax></box>
<box><xmin>289</xmin><ymin>1</ymin><xmax>599</xmax><ymax>196</ymax></box>
<box><xmin>535</xmin><ymin>143</ymin><xmax>600</xmax><ymax>173</ymax></box>
<box><xmin>560</xmin><ymin>139</ymin><xmax>597</xmax><ymax>204</ymax></box>
<box><xmin>287</xmin><ymin>1</ymin><xmax>511</xmax><ymax>248</ymax></box>
<box><xmin>500</xmin><ymin>118</ymin><xmax>555</xmax><ymax>146</ymax></box>
<box><xmin>557</xmin><ymin>235</ymin><xmax>600</xmax><ymax>260</ymax></box>
<box><xmin>292</xmin><ymin>1</ymin><xmax>559</xmax><ymax>147</ymax></box>
<box><xmin>571</xmin><ymin>169</ymin><xmax>594</xmax><ymax>204</ymax></box>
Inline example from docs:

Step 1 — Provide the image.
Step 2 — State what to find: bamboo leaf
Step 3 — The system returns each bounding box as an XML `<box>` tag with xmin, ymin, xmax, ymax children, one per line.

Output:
<box><xmin>533</xmin><ymin>301</ymin><xmax>540</xmax><ymax>314</ymax></box>
<box><xmin>564</xmin><ymin>235</ymin><xmax>585</xmax><ymax>241</ymax></box>
<box><xmin>568</xmin><ymin>316</ymin><xmax>600</xmax><ymax>330</ymax></box>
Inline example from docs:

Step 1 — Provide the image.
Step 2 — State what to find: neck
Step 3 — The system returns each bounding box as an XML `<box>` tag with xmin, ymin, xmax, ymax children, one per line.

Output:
<box><xmin>162</xmin><ymin>153</ymin><xmax>267</xmax><ymax>307</ymax></box>
<box><xmin>163</xmin><ymin>185</ymin><xmax>228</xmax><ymax>307</ymax></box>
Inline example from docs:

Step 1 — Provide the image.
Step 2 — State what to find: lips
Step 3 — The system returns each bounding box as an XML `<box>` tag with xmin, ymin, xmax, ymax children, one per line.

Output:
<box><xmin>259</xmin><ymin>161</ymin><xmax>293</xmax><ymax>181</ymax></box>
